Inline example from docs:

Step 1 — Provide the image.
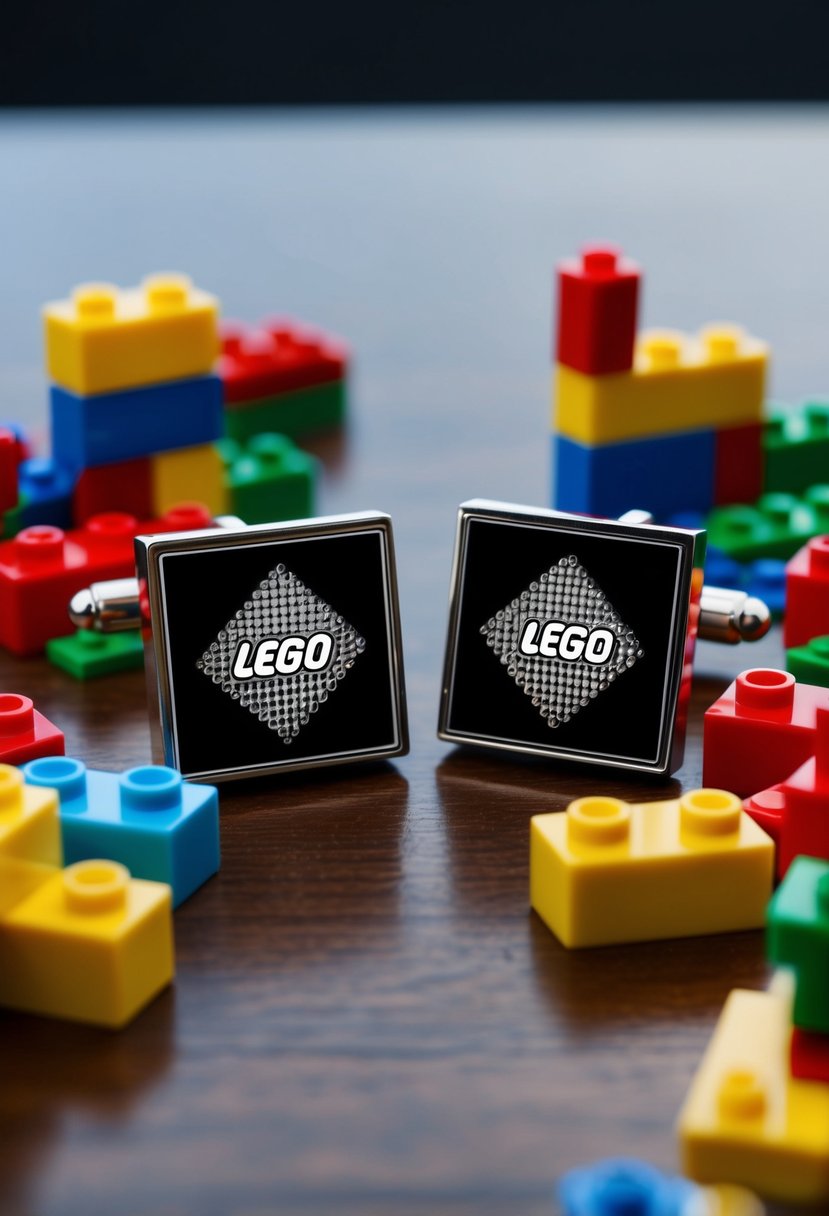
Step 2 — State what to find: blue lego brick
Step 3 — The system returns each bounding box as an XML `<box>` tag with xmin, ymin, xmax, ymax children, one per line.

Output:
<box><xmin>17</xmin><ymin>457</ymin><xmax>74</xmax><ymax>528</ymax></box>
<box><xmin>22</xmin><ymin>756</ymin><xmax>220</xmax><ymax>908</ymax></box>
<box><xmin>744</xmin><ymin>557</ymin><xmax>787</xmax><ymax>620</ymax></box>
<box><xmin>552</xmin><ymin>428</ymin><xmax>715</xmax><ymax>520</ymax></box>
<box><xmin>704</xmin><ymin>545</ymin><xmax>743</xmax><ymax>588</ymax></box>
<box><xmin>50</xmin><ymin>373</ymin><xmax>223</xmax><ymax>470</ymax></box>
<box><xmin>557</xmin><ymin>1158</ymin><xmax>695</xmax><ymax>1216</ymax></box>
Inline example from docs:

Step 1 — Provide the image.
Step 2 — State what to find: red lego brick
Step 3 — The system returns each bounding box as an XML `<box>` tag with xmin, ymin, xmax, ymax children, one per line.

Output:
<box><xmin>0</xmin><ymin>507</ymin><xmax>216</xmax><ymax>656</ymax></box>
<box><xmin>73</xmin><ymin>456</ymin><xmax>152</xmax><ymax>525</ymax></box>
<box><xmin>555</xmin><ymin>245</ymin><xmax>640</xmax><ymax>375</ymax></box>
<box><xmin>0</xmin><ymin>692</ymin><xmax>64</xmax><ymax>764</ymax></box>
<box><xmin>785</xmin><ymin>535</ymin><xmax>829</xmax><ymax>649</ymax></box>
<box><xmin>218</xmin><ymin>319</ymin><xmax>348</xmax><ymax>405</ymax></box>
<box><xmin>0</xmin><ymin>429</ymin><xmax>18</xmax><ymax>514</ymax></box>
<box><xmin>791</xmin><ymin>1027</ymin><xmax>829</xmax><ymax>1082</ymax></box>
<box><xmin>703</xmin><ymin>668</ymin><xmax>829</xmax><ymax>798</ymax></box>
<box><xmin>713</xmin><ymin>421</ymin><xmax>764</xmax><ymax>506</ymax></box>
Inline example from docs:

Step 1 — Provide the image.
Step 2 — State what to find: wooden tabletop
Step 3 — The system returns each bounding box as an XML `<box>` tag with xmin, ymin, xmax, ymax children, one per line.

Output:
<box><xmin>2</xmin><ymin>106</ymin><xmax>826</xmax><ymax>1216</ymax></box>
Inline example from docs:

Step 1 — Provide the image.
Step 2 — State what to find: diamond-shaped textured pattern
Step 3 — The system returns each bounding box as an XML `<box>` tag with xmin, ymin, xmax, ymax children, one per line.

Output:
<box><xmin>197</xmin><ymin>562</ymin><xmax>365</xmax><ymax>743</ymax></box>
<box><xmin>481</xmin><ymin>555</ymin><xmax>642</xmax><ymax>729</ymax></box>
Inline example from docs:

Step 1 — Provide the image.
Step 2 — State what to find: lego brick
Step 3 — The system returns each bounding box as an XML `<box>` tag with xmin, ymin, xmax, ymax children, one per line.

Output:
<box><xmin>0</xmin><ymin>693</ymin><xmax>64</xmax><ymax>765</ymax></box>
<box><xmin>557</xmin><ymin>1157</ymin><xmax>694</xmax><ymax>1215</ymax></box>
<box><xmin>150</xmin><ymin>442</ymin><xmax>227</xmax><ymax>517</ymax></box>
<box><xmin>17</xmin><ymin>457</ymin><xmax>74</xmax><ymax>529</ymax></box>
<box><xmin>0</xmin><ymin>858</ymin><xmax>174</xmax><ymax>1027</ymax></box>
<box><xmin>220</xmin><ymin>433</ymin><xmax>316</xmax><ymax>525</ymax></box>
<box><xmin>703</xmin><ymin>668</ymin><xmax>829</xmax><ymax>798</ymax></box>
<box><xmin>787</xmin><ymin>635</ymin><xmax>829</xmax><ymax>687</ymax></box>
<box><xmin>677</xmin><ymin>985</ymin><xmax>829</xmax><ymax>1204</ymax></box>
<box><xmin>51</xmin><ymin>373</ymin><xmax>223</xmax><ymax>469</ymax></box>
<box><xmin>44</xmin><ymin>274</ymin><xmax>218</xmax><ymax>395</ymax></box>
<box><xmin>704</xmin><ymin>545</ymin><xmax>743</xmax><ymax>589</ymax></box>
<box><xmin>2</xmin><ymin>493</ymin><xmax>28</xmax><ymax>540</ymax></box>
<box><xmin>0</xmin><ymin>763</ymin><xmax>61</xmax><ymax>869</ymax></box>
<box><xmin>743</xmin><ymin>559</ymin><xmax>786</xmax><ymax>621</ymax></box>
<box><xmin>552</xmin><ymin>428</ymin><xmax>715</xmax><ymax>519</ymax></box>
<box><xmin>46</xmin><ymin>629</ymin><xmax>144</xmax><ymax>679</ymax></box>
<box><xmin>0</xmin><ymin>422</ymin><xmax>31</xmax><ymax>465</ymax></box>
<box><xmin>72</xmin><ymin>455</ymin><xmax>152</xmax><ymax>524</ymax></box>
<box><xmin>764</xmin><ymin>402</ymin><xmax>829</xmax><ymax>495</ymax></box>
<box><xmin>223</xmin><ymin>379</ymin><xmax>347</xmax><ymax>441</ymax></box>
<box><xmin>555</xmin><ymin>246</ymin><xmax>641</xmax><ymax>375</ymax></box>
<box><xmin>530</xmin><ymin>788</ymin><xmax>772</xmax><ymax>948</ymax></box>
<box><xmin>749</xmin><ymin>710</ymin><xmax>829</xmax><ymax>877</ymax></box>
<box><xmin>790</xmin><ymin>1026</ymin><xmax>829</xmax><ymax>1084</ymax></box>
<box><xmin>768</xmin><ymin>856</ymin><xmax>829</xmax><ymax>1034</ymax></box>
<box><xmin>706</xmin><ymin>487</ymin><xmax>829</xmax><ymax>563</ymax></box>
<box><xmin>0</xmin><ymin>428</ymin><xmax>18</xmax><ymax>514</ymax></box>
<box><xmin>784</xmin><ymin>534</ymin><xmax>829</xmax><ymax>649</ymax></box>
<box><xmin>714</xmin><ymin>422</ymin><xmax>764</xmax><ymax>506</ymax></box>
<box><xmin>23</xmin><ymin>758</ymin><xmax>220</xmax><ymax>908</ymax></box>
<box><xmin>553</xmin><ymin>326</ymin><xmax>767</xmax><ymax>445</ymax></box>
<box><xmin>219</xmin><ymin>318</ymin><xmax>347</xmax><ymax>404</ymax></box>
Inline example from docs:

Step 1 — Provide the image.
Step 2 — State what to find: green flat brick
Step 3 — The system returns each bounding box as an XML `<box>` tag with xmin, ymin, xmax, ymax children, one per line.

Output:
<box><xmin>46</xmin><ymin>629</ymin><xmax>145</xmax><ymax>680</ymax></box>
<box><xmin>224</xmin><ymin>380</ymin><xmax>346</xmax><ymax>443</ymax></box>
<box><xmin>765</xmin><ymin>402</ymin><xmax>829</xmax><ymax>495</ymax></box>
<box><xmin>705</xmin><ymin>486</ymin><xmax>829</xmax><ymax>562</ymax></box>
<box><xmin>788</xmin><ymin>636</ymin><xmax>829</xmax><ymax>687</ymax></box>
<box><xmin>768</xmin><ymin>855</ymin><xmax>829</xmax><ymax>1034</ymax></box>
<box><xmin>220</xmin><ymin>433</ymin><xmax>317</xmax><ymax>525</ymax></box>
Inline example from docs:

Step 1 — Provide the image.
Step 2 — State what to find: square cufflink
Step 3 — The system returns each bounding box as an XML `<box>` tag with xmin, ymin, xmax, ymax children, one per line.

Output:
<box><xmin>135</xmin><ymin>511</ymin><xmax>408</xmax><ymax>782</ymax></box>
<box><xmin>438</xmin><ymin>499</ymin><xmax>705</xmax><ymax>776</ymax></box>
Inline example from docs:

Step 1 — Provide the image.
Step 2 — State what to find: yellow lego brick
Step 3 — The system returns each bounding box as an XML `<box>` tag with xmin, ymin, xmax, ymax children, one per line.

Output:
<box><xmin>0</xmin><ymin>763</ymin><xmax>61</xmax><ymax>870</ymax></box>
<box><xmin>0</xmin><ymin>859</ymin><xmax>174</xmax><ymax>1028</ymax></box>
<box><xmin>44</xmin><ymin>274</ymin><xmax>219</xmax><ymax>395</ymax></box>
<box><xmin>553</xmin><ymin>326</ymin><xmax>768</xmax><ymax>444</ymax></box>
<box><xmin>530</xmin><ymin>788</ymin><xmax>773</xmax><ymax>948</ymax></box>
<box><xmin>678</xmin><ymin>985</ymin><xmax>829</xmax><ymax>1204</ymax></box>
<box><xmin>150</xmin><ymin>442</ymin><xmax>228</xmax><ymax>517</ymax></box>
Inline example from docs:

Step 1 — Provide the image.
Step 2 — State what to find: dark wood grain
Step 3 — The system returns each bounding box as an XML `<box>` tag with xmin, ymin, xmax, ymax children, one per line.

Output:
<box><xmin>0</xmin><ymin>106</ymin><xmax>821</xmax><ymax>1216</ymax></box>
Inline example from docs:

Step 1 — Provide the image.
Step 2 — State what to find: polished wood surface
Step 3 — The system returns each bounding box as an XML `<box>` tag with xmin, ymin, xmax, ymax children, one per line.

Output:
<box><xmin>1</xmin><ymin>106</ymin><xmax>826</xmax><ymax>1215</ymax></box>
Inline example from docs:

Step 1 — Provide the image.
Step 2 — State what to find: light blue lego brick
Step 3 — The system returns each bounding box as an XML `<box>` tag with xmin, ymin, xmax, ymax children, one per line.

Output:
<box><xmin>17</xmin><ymin>457</ymin><xmax>74</xmax><ymax>528</ymax></box>
<box><xmin>22</xmin><ymin>756</ymin><xmax>220</xmax><ymax>908</ymax></box>
<box><xmin>50</xmin><ymin>374</ymin><xmax>223</xmax><ymax>469</ymax></box>
<box><xmin>553</xmin><ymin>429</ymin><xmax>715</xmax><ymax>520</ymax></box>
<box><xmin>557</xmin><ymin>1157</ymin><xmax>695</xmax><ymax>1216</ymax></box>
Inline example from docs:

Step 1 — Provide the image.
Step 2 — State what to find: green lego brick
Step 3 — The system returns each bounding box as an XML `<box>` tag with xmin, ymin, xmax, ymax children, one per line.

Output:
<box><xmin>224</xmin><ymin>380</ymin><xmax>346</xmax><ymax>443</ymax></box>
<box><xmin>2</xmin><ymin>492</ymin><xmax>28</xmax><ymax>538</ymax></box>
<box><xmin>787</xmin><ymin>636</ymin><xmax>829</xmax><ymax>688</ymax></box>
<box><xmin>768</xmin><ymin>855</ymin><xmax>829</xmax><ymax>1034</ymax></box>
<box><xmin>46</xmin><ymin>629</ymin><xmax>145</xmax><ymax>680</ymax></box>
<box><xmin>705</xmin><ymin>486</ymin><xmax>829</xmax><ymax>562</ymax></box>
<box><xmin>765</xmin><ymin>402</ymin><xmax>829</xmax><ymax>495</ymax></box>
<box><xmin>219</xmin><ymin>433</ymin><xmax>317</xmax><ymax>525</ymax></box>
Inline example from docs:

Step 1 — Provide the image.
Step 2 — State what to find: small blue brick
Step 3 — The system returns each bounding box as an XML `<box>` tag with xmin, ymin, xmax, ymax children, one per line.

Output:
<box><xmin>22</xmin><ymin>756</ymin><xmax>220</xmax><ymax>908</ymax></box>
<box><xmin>745</xmin><ymin>557</ymin><xmax>787</xmax><ymax>620</ymax></box>
<box><xmin>704</xmin><ymin>545</ymin><xmax>744</xmax><ymax>588</ymax></box>
<box><xmin>557</xmin><ymin>1158</ymin><xmax>695</xmax><ymax>1216</ymax></box>
<box><xmin>17</xmin><ymin>457</ymin><xmax>74</xmax><ymax>528</ymax></box>
<box><xmin>51</xmin><ymin>374</ymin><xmax>223</xmax><ymax>469</ymax></box>
<box><xmin>553</xmin><ymin>429</ymin><xmax>715</xmax><ymax>520</ymax></box>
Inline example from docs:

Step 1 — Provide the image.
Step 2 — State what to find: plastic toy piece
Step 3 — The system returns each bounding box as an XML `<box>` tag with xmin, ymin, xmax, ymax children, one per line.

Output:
<box><xmin>46</xmin><ymin>629</ymin><xmax>144</xmax><ymax>679</ymax></box>
<box><xmin>530</xmin><ymin>788</ymin><xmax>772</xmax><ymax>948</ymax></box>
<box><xmin>677</xmin><ymin>985</ymin><xmax>829</xmax><ymax>1204</ymax></box>
<box><xmin>0</xmin><ymin>693</ymin><xmax>65</xmax><ymax>764</ymax></box>
<box><xmin>0</xmin><ymin>858</ymin><xmax>174</xmax><ymax>1027</ymax></box>
<box><xmin>706</xmin><ymin>488</ymin><xmax>829</xmax><ymax>564</ymax></box>
<box><xmin>555</xmin><ymin>246</ymin><xmax>641</xmax><ymax>375</ymax></box>
<box><xmin>764</xmin><ymin>402</ymin><xmax>829</xmax><ymax>495</ymax></box>
<box><xmin>686</xmin><ymin>1185</ymin><xmax>766</xmax><ymax>1216</ymax></box>
<box><xmin>218</xmin><ymin>318</ymin><xmax>347</xmax><ymax>404</ymax></box>
<box><xmin>220</xmin><ymin>433</ymin><xmax>317</xmax><ymax>524</ymax></box>
<box><xmin>0</xmin><ymin>763</ymin><xmax>61</xmax><ymax>869</ymax></box>
<box><xmin>713</xmin><ymin>422</ymin><xmax>764</xmax><ymax>507</ymax></box>
<box><xmin>0</xmin><ymin>429</ymin><xmax>19</xmax><ymax>514</ymax></box>
<box><xmin>742</xmin><ymin>560</ymin><xmax>786</xmax><ymax>621</ymax></box>
<box><xmin>23</xmin><ymin>758</ymin><xmax>219</xmax><ymax>908</ymax></box>
<box><xmin>17</xmin><ymin>457</ymin><xmax>74</xmax><ymax>529</ymax></box>
<box><xmin>150</xmin><ymin>442</ymin><xmax>227</xmax><ymax>517</ymax></box>
<box><xmin>787</xmin><ymin>635</ymin><xmax>829</xmax><ymax>687</ymax></box>
<box><xmin>552</xmin><ymin>428</ymin><xmax>715</xmax><ymax>518</ymax></box>
<box><xmin>557</xmin><ymin>1156</ymin><xmax>694</xmax><ymax>1215</ymax></box>
<box><xmin>50</xmin><ymin>373</ymin><xmax>223</xmax><ymax>469</ymax></box>
<box><xmin>223</xmin><ymin>380</ymin><xmax>347</xmax><ymax>442</ymax></box>
<box><xmin>44</xmin><ymin>274</ymin><xmax>218</xmax><ymax>395</ymax></box>
<box><xmin>767</xmin><ymin>855</ymin><xmax>829</xmax><ymax>1034</ymax></box>
<box><xmin>554</xmin><ymin>327</ymin><xmax>767</xmax><ymax>445</ymax></box>
<box><xmin>72</xmin><ymin>455</ymin><xmax>152</xmax><ymax>525</ymax></box>
<box><xmin>784</xmin><ymin>534</ymin><xmax>829</xmax><ymax>649</ymax></box>
<box><xmin>790</xmin><ymin>1027</ymin><xmax>829</xmax><ymax>1084</ymax></box>
<box><xmin>702</xmin><ymin>669</ymin><xmax>829</xmax><ymax>798</ymax></box>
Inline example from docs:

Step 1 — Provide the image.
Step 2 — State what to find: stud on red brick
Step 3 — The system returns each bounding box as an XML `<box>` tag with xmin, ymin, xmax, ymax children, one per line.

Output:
<box><xmin>785</xmin><ymin>535</ymin><xmax>829</xmax><ymax>650</ymax></box>
<box><xmin>219</xmin><ymin>318</ymin><xmax>348</xmax><ymax>404</ymax></box>
<box><xmin>0</xmin><ymin>692</ymin><xmax>64</xmax><ymax>764</ymax></box>
<box><xmin>555</xmin><ymin>245</ymin><xmax>641</xmax><ymax>375</ymax></box>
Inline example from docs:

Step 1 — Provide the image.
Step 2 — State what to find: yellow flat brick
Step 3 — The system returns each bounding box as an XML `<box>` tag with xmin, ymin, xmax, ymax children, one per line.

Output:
<box><xmin>553</xmin><ymin>327</ymin><xmax>768</xmax><ymax>444</ymax></box>
<box><xmin>530</xmin><ymin>788</ymin><xmax>773</xmax><ymax>948</ymax></box>
<box><xmin>150</xmin><ymin>442</ymin><xmax>228</xmax><ymax>516</ymax></box>
<box><xmin>0</xmin><ymin>859</ymin><xmax>174</xmax><ymax>1027</ymax></box>
<box><xmin>44</xmin><ymin>274</ymin><xmax>219</xmax><ymax>395</ymax></box>
<box><xmin>678</xmin><ymin>985</ymin><xmax>829</xmax><ymax>1204</ymax></box>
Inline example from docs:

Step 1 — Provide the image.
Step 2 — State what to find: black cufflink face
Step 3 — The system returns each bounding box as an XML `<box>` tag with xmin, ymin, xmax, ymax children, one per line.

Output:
<box><xmin>438</xmin><ymin>500</ymin><xmax>704</xmax><ymax>776</ymax></box>
<box><xmin>135</xmin><ymin>512</ymin><xmax>408</xmax><ymax>782</ymax></box>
